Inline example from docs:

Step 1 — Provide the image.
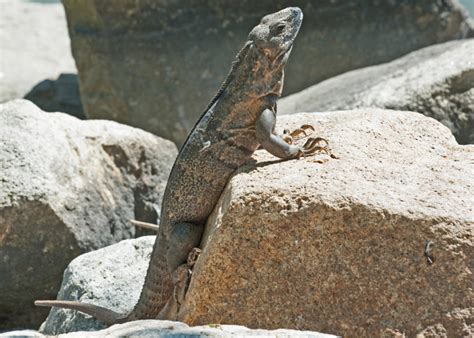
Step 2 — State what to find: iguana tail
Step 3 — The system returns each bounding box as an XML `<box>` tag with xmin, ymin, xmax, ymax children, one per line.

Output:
<box><xmin>35</xmin><ymin>235</ymin><xmax>174</xmax><ymax>325</ymax></box>
<box><xmin>34</xmin><ymin>300</ymin><xmax>128</xmax><ymax>325</ymax></box>
<box><xmin>130</xmin><ymin>219</ymin><xmax>160</xmax><ymax>231</ymax></box>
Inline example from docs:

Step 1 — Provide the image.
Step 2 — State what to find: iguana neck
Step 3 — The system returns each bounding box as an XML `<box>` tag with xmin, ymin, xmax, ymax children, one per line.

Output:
<box><xmin>205</xmin><ymin>39</ymin><xmax>286</xmax><ymax>113</ymax></box>
<box><xmin>228</xmin><ymin>43</ymin><xmax>286</xmax><ymax>102</ymax></box>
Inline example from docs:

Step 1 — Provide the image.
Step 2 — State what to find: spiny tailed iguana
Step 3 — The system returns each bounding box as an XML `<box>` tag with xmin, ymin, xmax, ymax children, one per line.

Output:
<box><xmin>36</xmin><ymin>6</ymin><xmax>327</xmax><ymax>324</ymax></box>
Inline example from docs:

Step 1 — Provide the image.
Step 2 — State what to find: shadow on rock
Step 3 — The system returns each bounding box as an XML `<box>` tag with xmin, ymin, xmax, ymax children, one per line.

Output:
<box><xmin>24</xmin><ymin>73</ymin><xmax>85</xmax><ymax>119</ymax></box>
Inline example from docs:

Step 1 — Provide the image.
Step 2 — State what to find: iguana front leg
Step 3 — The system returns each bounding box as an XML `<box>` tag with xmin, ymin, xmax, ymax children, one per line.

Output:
<box><xmin>256</xmin><ymin>109</ymin><xmax>328</xmax><ymax>159</ymax></box>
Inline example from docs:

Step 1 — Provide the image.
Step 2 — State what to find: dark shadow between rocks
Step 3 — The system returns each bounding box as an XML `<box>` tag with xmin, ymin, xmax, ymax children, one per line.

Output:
<box><xmin>24</xmin><ymin>73</ymin><xmax>85</xmax><ymax>119</ymax></box>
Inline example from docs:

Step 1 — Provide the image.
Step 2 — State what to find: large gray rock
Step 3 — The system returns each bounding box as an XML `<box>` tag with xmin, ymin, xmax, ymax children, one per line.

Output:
<box><xmin>6</xmin><ymin>320</ymin><xmax>337</xmax><ymax>337</ymax></box>
<box><xmin>62</xmin><ymin>321</ymin><xmax>336</xmax><ymax>338</ymax></box>
<box><xmin>62</xmin><ymin>0</ymin><xmax>474</xmax><ymax>145</ymax></box>
<box><xmin>40</xmin><ymin>236</ymin><xmax>155</xmax><ymax>334</ymax></box>
<box><xmin>38</xmin><ymin>237</ymin><xmax>335</xmax><ymax>337</ymax></box>
<box><xmin>30</xmin><ymin>109</ymin><xmax>473</xmax><ymax>337</ymax></box>
<box><xmin>0</xmin><ymin>100</ymin><xmax>177</xmax><ymax>330</ymax></box>
<box><xmin>0</xmin><ymin>1</ymin><xmax>76</xmax><ymax>102</ymax></box>
<box><xmin>279</xmin><ymin>39</ymin><xmax>474</xmax><ymax>144</ymax></box>
<box><xmin>0</xmin><ymin>330</ymin><xmax>43</xmax><ymax>337</ymax></box>
<box><xmin>179</xmin><ymin>110</ymin><xmax>473</xmax><ymax>336</ymax></box>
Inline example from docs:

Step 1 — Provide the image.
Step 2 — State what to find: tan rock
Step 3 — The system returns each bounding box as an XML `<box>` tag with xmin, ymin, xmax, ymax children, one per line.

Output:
<box><xmin>179</xmin><ymin>110</ymin><xmax>473</xmax><ymax>337</ymax></box>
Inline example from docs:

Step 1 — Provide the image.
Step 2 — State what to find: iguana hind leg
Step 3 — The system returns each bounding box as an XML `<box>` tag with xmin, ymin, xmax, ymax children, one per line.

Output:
<box><xmin>172</xmin><ymin>248</ymin><xmax>202</xmax><ymax>307</ymax></box>
<box><xmin>159</xmin><ymin>224</ymin><xmax>203</xmax><ymax>319</ymax></box>
<box><xmin>166</xmin><ymin>222</ymin><xmax>203</xmax><ymax>273</ymax></box>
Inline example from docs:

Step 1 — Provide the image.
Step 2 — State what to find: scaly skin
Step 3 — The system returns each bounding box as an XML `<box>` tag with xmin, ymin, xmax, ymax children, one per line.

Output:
<box><xmin>36</xmin><ymin>7</ymin><xmax>323</xmax><ymax>324</ymax></box>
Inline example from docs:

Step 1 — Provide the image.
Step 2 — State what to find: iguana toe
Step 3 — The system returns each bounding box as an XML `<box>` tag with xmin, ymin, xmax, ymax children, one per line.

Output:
<box><xmin>290</xmin><ymin>124</ymin><xmax>316</xmax><ymax>139</ymax></box>
<box><xmin>187</xmin><ymin>247</ymin><xmax>202</xmax><ymax>267</ymax></box>
<box><xmin>300</xmin><ymin>137</ymin><xmax>330</xmax><ymax>156</ymax></box>
<box><xmin>283</xmin><ymin>124</ymin><xmax>317</xmax><ymax>145</ymax></box>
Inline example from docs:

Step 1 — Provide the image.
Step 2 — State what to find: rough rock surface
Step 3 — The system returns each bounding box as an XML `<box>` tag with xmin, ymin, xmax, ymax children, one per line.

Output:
<box><xmin>0</xmin><ymin>100</ymin><xmax>177</xmax><ymax>330</ymax></box>
<box><xmin>0</xmin><ymin>1</ymin><xmax>76</xmax><ymax>102</ymax></box>
<box><xmin>62</xmin><ymin>0</ymin><xmax>473</xmax><ymax>145</ymax></box>
<box><xmin>40</xmin><ymin>236</ymin><xmax>155</xmax><ymax>334</ymax></box>
<box><xmin>179</xmin><ymin>110</ymin><xmax>473</xmax><ymax>337</ymax></box>
<box><xmin>24</xmin><ymin>73</ymin><xmax>84</xmax><ymax>120</ymax></box>
<box><xmin>37</xmin><ymin>239</ymin><xmax>335</xmax><ymax>337</ymax></box>
<box><xmin>279</xmin><ymin>39</ymin><xmax>474</xmax><ymax>145</ymax></box>
<box><xmin>4</xmin><ymin>321</ymin><xmax>337</xmax><ymax>337</ymax></box>
<box><xmin>0</xmin><ymin>330</ymin><xmax>43</xmax><ymax>337</ymax></box>
<box><xmin>27</xmin><ymin>109</ymin><xmax>473</xmax><ymax>337</ymax></box>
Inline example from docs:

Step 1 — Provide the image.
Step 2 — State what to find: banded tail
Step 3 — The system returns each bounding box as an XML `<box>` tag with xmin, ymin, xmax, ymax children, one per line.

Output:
<box><xmin>34</xmin><ymin>300</ymin><xmax>128</xmax><ymax>325</ymax></box>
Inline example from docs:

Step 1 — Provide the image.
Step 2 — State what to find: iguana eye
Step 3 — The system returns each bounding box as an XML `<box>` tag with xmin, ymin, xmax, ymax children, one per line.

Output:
<box><xmin>275</xmin><ymin>23</ymin><xmax>286</xmax><ymax>34</ymax></box>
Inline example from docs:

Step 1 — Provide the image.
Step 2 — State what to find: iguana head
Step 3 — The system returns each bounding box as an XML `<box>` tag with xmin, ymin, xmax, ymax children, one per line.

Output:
<box><xmin>249</xmin><ymin>7</ymin><xmax>303</xmax><ymax>66</ymax></box>
<box><xmin>212</xmin><ymin>7</ymin><xmax>302</xmax><ymax>104</ymax></box>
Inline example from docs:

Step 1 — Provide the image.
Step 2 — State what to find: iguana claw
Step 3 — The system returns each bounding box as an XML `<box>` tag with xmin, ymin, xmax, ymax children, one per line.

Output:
<box><xmin>282</xmin><ymin>124</ymin><xmax>329</xmax><ymax>158</ymax></box>
<box><xmin>298</xmin><ymin>136</ymin><xmax>330</xmax><ymax>157</ymax></box>
<box><xmin>172</xmin><ymin>247</ymin><xmax>203</xmax><ymax>309</ymax></box>
<box><xmin>283</xmin><ymin>124</ymin><xmax>316</xmax><ymax>145</ymax></box>
<box><xmin>187</xmin><ymin>247</ymin><xmax>202</xmax><ymax>267</ymax></box>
